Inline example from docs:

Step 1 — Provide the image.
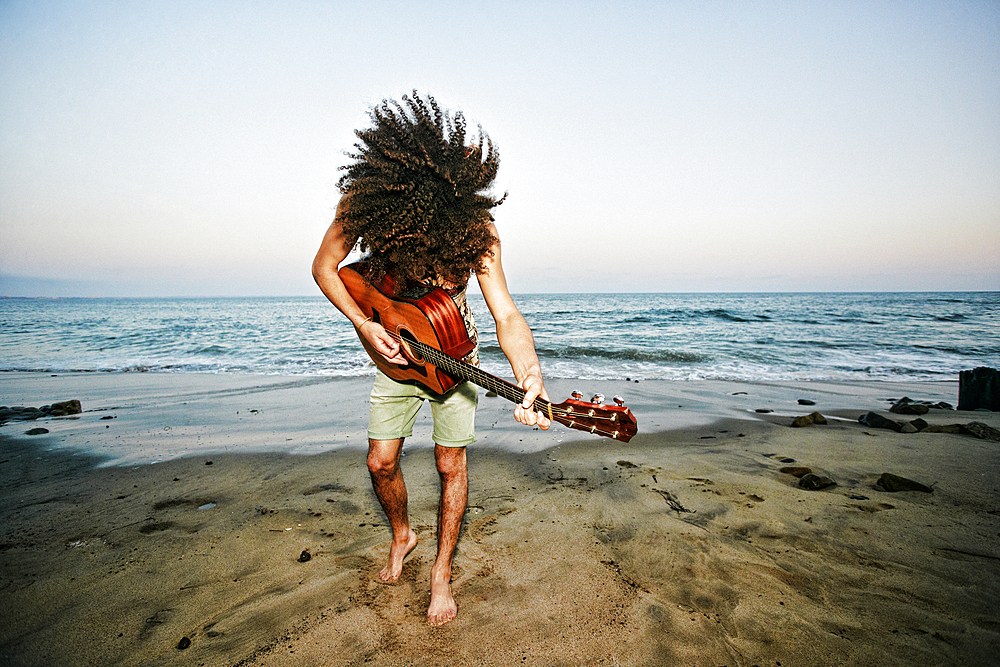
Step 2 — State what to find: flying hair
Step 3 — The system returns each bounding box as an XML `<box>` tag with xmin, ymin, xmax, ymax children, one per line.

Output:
<box><xmin>336</xmin><ymin>91</ymin><xmax>505</xmax><ymax>286</ymax></box>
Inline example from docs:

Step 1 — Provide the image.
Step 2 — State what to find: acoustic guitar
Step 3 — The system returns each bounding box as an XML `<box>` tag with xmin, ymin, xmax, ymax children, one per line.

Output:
<box><xmin>339</xmin><ymin>262</ymin><xmax>638</xmax><ymax>443</ymax></box>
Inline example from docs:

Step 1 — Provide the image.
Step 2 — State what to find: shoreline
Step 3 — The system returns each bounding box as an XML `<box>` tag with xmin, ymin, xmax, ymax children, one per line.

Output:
<box><xmin>2</xmin><ymin>372</ymin><xmax>998</xmax><ymax>666</ymax></box>
<box><xmin>0</xmin><ymin>371</ymin><xmax>960</xmax><ymax>466</ymax></box>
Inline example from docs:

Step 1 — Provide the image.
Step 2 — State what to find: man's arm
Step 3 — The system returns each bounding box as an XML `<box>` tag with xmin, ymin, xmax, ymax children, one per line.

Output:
<box><xmin>311</xmin><ymin>197</ymin><xmax>406</xmax><ymax>365</ymax></box>
<box><xmin>477</xmin><ymin>224</ymin><xmax>551</xmax><ymax>429</ymax></box>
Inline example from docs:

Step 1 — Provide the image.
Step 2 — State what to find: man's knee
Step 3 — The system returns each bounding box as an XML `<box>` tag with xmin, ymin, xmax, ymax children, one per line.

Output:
<box><xmin>434</xmin><ymin>445</ymin><xmax>467</xmax><ymax>477</ymax></box>
<box><xmin>368</xmin><ymin>439</ymin><xmax>403</xmax><ymax>477</ymax></box>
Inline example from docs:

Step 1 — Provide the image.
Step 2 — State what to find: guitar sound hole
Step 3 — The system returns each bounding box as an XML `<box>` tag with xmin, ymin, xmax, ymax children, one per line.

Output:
<box><xmin>398</xmin><ymin>329</ymin><xmax>424</xmax><ymax>363</ymax></box>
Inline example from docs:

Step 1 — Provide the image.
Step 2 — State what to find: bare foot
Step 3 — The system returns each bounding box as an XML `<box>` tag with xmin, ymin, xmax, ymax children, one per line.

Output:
<box><xmin>427</xmin><ymin>565</ymin><xmax>457</xmax><ymax>626</ymax></box>
<box><xmin>379</xmin><ymin>528</ymin><xmax>417</xmax><ymax>582</ymax></box>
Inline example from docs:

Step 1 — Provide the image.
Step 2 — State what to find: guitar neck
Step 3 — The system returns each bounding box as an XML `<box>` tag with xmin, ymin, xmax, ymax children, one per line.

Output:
<box><xmin>410</xmin><ymin>340</ymin><xmax>549</xmax><ymax>413</ymax></box>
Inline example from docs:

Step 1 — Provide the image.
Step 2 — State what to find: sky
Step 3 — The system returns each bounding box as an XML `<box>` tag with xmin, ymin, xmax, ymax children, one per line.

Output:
<box><xmin>1</xmin><ymin>0</ymin><xmax>998</xmax><ymax>296</ymax></box>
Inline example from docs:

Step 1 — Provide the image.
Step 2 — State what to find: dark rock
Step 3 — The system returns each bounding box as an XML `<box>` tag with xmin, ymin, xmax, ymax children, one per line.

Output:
<box><xmin>755</xmin><ymin>409</ymin><xmax>773</xmax><ymax>413</ymax></box>
<box><xmin>876</xmin><ymin>473</ymin><xmax>933</xmax><ymax>493</ymax></box>
<box><xmin>780</xmin><ymin>466</ymin><xmax>813</xmax><ymax>478</ymax></box>
<box><xmin>779</xmin><ymin>457</ymin><xmax>796</xmax><ymax>463</ymax></box>
<box><xmin>791</xmin><ymin>411</ymin><xmax>827</xmax><ymax>427</ymax></box>
<box><xmin>616</xmin><ymin>460</ymin><xmax>638</xmax><ymax>468</ymax></box>
<box><xmin>797</xmin><ymin>399</ymin><xmax>816</xmax><ymax>406</ymax></box>
<box><xmin>0</xmin><ymin>406</ymin><xmax>44</xmax><ymax>424</ymax></box>
<box><xmin>297</xmin><ymin>550</ymin><xmax>311</xmax><ymax>563</ymax></box>
<box><xmin>177</xmin><ymin>636</ymin><xmax>191</xmax><ymax>650</ymax></box>
<box><xmin>961</xmin><ymin>421</ymin><xmax>1000</xmax><ymax>442</ymax></box>
<box><xmin>49</xmin><ymin>400</ymin><xmax>82</xmax><ymax>416</ymax></box>
<box><xmin>909</xmin><ymin>418</ymin><xmax>929</xmax><ymax>432</ymax></box>
<box><xmin>859</xmin><ymin>412</ymin><xmax>902</xmax><ymax>432</ymax></box>
<box><xmin>890</xmin><ymin>402</ymin><xmax>929</xmax><ymax>415</ymax></box>
<box><xmin>798</xmin><ymin>474</ymin><xmax>836</xmax><ymax>490</ymax></box>
<box><xmin>25</xmin><ymin>428</ymin><xmax>49</xmax><ymax>436</ymax></box>
<box><xmin>932</xmin><ymin>401</ymin><xmax>954</xmax><ymax>410</ymax></box>
<box><xmin>900</xmin><ymin>422</ymin><xmax>918</xmax><ymax>433</ymax></box>
<box><xmin>959</xmin><ymin>367</ymin><xmax>1000</xmax><ymax>411</ymax></box>
<box><xmin>923</xmin><ymin>424</ymin><xmax>966</xmax><ymax>434</ymax></box>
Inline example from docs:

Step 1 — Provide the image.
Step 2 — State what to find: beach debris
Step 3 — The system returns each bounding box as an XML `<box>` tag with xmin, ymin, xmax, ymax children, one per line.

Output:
<box><xmin>297</xmin><ymin>549</ymin><xmax>312</xmax><ymax>563</ymax></box>
<box><xmin>177</xmin><ymin>636</ymin><xmax>192</xmax><ymax>650</ymax></box>
<box><xmin>859</xmin><ymin>411</ymin><xmax>902</xmax><ymax>432</ymax></box>
<box><xmin>0</xmin><ymin>400</ymin><xmax>82</xmax><ymax>425</ymax></box>
<box><xmin>798</xmin><ymin>399</ymin><xmax>816</xmax><ymax>405</ymax></box>
<box><xmin>958</xmin><ymin>366</ymin><xmax>1000</xmax><ymax>411</ymax></box>
<box><xmin>616</xmin><ymin>460</ymin><xmax>638</xmax><ymax>468</ymax></box>
<box><xmin>798</xmin><ymin>473</ymin><xmax>836</xmax><ymax>491</ymax></box>
<box><xmin>875</xmin><ymin>473</ymin><xmax>933</xmax><ymax>493</ymax></box>
<box><xmin>791</xmin><ymin>411</ymin><xmax>827</xmax><ymax>427</ymax></box>
<box><xmin>25</xmin><ymin>427</ymin><xmax>49</xmax><ymax>435</ymax></box>
<box><xmin>755</xmin><ymin>408</ymin><xmax>773</xmax><ymax>413</ymax></box>
<box><xmin>780</xmin><ymin>466</ymin><xmax>813</xmax><ymax>478</ymax></box>
<box><xmin>653</xmin><ymin>488</ymin><xmax>694</xmax><ymax>514</ymax></box>
<box><xmin>779</xmin><ymin>457</ymin><xmax>796</xmax><ymax>463</ymax></box>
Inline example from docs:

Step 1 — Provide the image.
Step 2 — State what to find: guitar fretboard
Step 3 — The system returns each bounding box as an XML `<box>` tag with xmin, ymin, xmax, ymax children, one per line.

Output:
<box><xmin>407</xmin><ymin>338</ymin><xmax>552</xmax><ymax>417</ymax></box>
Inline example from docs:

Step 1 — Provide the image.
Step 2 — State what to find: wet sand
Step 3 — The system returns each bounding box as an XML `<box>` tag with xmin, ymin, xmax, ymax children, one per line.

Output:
<box><xmin>1</xmin><ymin>373</ymin><xmax>998</xmax><ymax>666</ymax></box>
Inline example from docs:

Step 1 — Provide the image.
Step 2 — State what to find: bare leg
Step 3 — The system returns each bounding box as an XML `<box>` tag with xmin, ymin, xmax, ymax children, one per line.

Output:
<box><xmin>367</xmin><ymin>438</ymin><xmax>417</xmax><ymax>582</ymax></box>
<box><xmin>427</xmin><ymin>444</ymin><xmax>468</xmax><ymax>626</ymax></box>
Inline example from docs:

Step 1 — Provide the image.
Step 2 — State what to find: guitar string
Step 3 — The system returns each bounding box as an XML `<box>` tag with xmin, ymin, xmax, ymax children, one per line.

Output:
<box><xmin>380</xmin><ymin>330</ymin><xmax>633</xmax><ymax>428</ymax></box>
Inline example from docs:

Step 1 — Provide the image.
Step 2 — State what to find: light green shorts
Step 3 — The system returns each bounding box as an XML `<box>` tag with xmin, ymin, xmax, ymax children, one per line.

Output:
<box><xmin>368</xmin><ymin>370</ymin><xmax>479</xmax><ymax>447</ymax></box>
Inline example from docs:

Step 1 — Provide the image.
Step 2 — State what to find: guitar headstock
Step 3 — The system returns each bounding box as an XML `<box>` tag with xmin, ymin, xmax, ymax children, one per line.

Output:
<box><xmin>549</xmin><ymin>394</ymin><xmax>638</xmax><ymax>443</ymax></box>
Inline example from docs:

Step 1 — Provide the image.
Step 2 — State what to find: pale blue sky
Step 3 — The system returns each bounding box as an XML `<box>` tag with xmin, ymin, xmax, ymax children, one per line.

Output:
<box><xmin>1</xmin><ymin>0</ymin><xmax>997</xmax><ymax>296</ymax></box>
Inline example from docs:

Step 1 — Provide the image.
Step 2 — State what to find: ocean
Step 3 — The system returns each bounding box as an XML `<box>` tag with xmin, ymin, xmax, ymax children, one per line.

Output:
<box><xmin>1</xmin><ymin>292</ymin><xmax>998</xmax><ymax>383</ymax></box>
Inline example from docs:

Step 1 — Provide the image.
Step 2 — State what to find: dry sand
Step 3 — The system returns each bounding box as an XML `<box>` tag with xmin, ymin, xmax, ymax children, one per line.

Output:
<box><xmin>1</xmin><ymin>373</ymin><xmax>998</xmax><ymax>666</ymax></box>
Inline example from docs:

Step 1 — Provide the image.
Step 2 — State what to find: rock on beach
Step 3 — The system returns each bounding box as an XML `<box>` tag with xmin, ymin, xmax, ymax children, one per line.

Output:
<box><xmin>791</xmin><ymin>412</ymin><xmax>826</xmax><ymax>427</ymax></box>
<box><xmin>876</xmin><ymin>473</ymin><xmax>934</xmax><ymax>493</ymax></box>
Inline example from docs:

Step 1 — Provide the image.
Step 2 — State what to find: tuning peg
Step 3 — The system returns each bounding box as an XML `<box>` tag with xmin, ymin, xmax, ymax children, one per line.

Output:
<box><xmin>571</xmin><ymin>390</ymin><xmax>583</xmax><ymax>400</ymax></box>
<box><xmin>613</xmin><ymin>395</ymin><xmax>625</xmax><ymax>406</ymax></box>
<box><xmin>591</xmin><ymin>393</ymin><xmax>605</xmax><ymax>405</ymax></box>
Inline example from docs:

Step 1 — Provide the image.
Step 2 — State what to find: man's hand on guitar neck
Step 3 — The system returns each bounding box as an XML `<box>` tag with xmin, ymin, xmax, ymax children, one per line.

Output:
<box><xmin>515</xmin><ymin>372</ymin><xmax>551</xmax><ymax>430</ymax></box>
<box><xmin>359</xmin><ymin>320</ymin><xmax>409</xmax><ymax>365</ymax></box>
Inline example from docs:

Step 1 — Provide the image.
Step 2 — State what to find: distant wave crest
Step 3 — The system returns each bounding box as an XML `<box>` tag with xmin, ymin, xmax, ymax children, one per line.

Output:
<box><xmin>532</xmin><ymin>345</ymin><xmax>710</xmax><ymax>364</ymax></box>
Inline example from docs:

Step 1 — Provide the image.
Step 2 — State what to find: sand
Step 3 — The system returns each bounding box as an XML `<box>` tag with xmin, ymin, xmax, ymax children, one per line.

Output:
<box><xmin>1</xmin><ymin>373</ymin><xmax>999</xmax><ymax>666</ymax></box>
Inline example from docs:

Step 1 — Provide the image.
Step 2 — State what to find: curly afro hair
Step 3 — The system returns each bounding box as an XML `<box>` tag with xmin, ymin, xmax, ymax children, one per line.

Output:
<box><xmin>336</xmin><ymin>91</ymin><xmax>504</xmax><ymax>286</ymax></box>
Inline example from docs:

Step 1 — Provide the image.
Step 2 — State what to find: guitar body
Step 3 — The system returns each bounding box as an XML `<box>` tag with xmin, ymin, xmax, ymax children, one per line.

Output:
<box><xmin>339</xmin><ymin>262</ymin><xmax>475</xmax><ymax>395</ymax></box>
<box><xmin>338</xmin><ymin>261</ymin><xmax>639</xmax><ymax>442</ymax></box>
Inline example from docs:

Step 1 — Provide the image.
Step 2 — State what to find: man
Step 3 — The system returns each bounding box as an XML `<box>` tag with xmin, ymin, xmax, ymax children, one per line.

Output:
<box><xmin>312</xmin><ymin>92</ymin><xmax>551</xmax><ymax>626</ymax></box>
